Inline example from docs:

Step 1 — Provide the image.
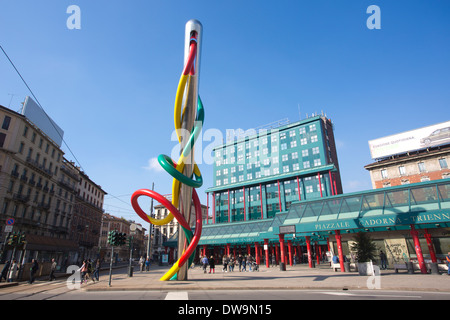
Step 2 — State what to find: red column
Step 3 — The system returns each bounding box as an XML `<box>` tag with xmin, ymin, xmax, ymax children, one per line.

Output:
<box><xmin>206</xmin><ymin>193</ymin><xmax>209</xmax><ymax>224</ymax></box>
<box><xmin>315</xmin><ymin>241</ymin><xmax>320</xmax><ymax>265</ymax></box>
<box><xmin>411</xmin><ymin>225</ymin><xmax>428</xmax><ymax>274</ymax></box>
<box><xmin>424</xmin><ymin>229</ymin><xmax>437</xmax><ymax>263</ymax></box>
<box><xmin>255</xmin><ymin>242</ymin><xmax>260</xmax><ymax>265</ymax></box>
<box><xmin>275</xmin><ymin>244</ymin><xmax>279</xmax><ymax>264</ymax></box>
<box><xmin>329</xmin><ymin>170</ymin><xmax>334</xmax><ymax>196</ymax></box>
<box><xmin>317</xmin><ymin>173</ymin><xmax>323</xmax><ymax>197</ymax></box>
<box><xmin>305</xmin><ymin>236</ymin><xmax>313</xmax><ymax>268</ymax></box>
<box><xmin>243</xmin><ymin>187</ymin><xmax>246</xmax><ymax>221</ymax></box>
<box><xmin>288</xmin><ymin>240</ymin><xmax>293</xmax><ymax>266</ymax></box>
<box><xmin>277</xmin><ymin>180</ymin><xmax>282</xmax><ymax>212</ymax></box>
<box><xmin>247</xmin><ymin>244</ymin><xmax>251</xmax><ymax>256</ymax></box>
<box><xmin>228</xmin><ymin>190</ymin><xmax>230</xmax><ymax>223</ymax></box>
<box><xmin>279</xmin><ymin>234</ymin><xmax>286</xmax><ymax>270</ymax></box>
<box><xmin>264</xmin><ymin>239</ymin><xmax>270</xmax><ymax>268</ymax></box>
<box><xmin>335</xmin><ymin>230</ymin><xmax>345</xmax><ymax>272</ymax></box>
<box><xmin>260</xmin><ymin>184</ymin><xmax>264</xmax><ymax>219</ymax></box>
<box><xmin>212</xmin><ymin>193</ymin><xmax>216</xmax><ymax>224</ymax></box>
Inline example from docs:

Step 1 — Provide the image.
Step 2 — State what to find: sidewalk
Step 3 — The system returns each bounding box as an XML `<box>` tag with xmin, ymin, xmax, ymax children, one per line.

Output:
<box><xmin>84</xmin><ymin>264</ymin><xmax>450</xmax><ymax>292</ymax></box>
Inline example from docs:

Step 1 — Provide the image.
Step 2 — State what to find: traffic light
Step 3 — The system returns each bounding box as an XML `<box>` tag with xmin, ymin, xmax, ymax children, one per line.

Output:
<box><xmin>18</xmin><ymin>232</ymin><xmax>26</xmax><ymax>245</ymax></box>
<box><xmin>108</xmin><ymin>230</ymin><xmax>117</xmax><ymax>246</ymax></box>
<box><xmin>118</xmin><ymin>232</ymin><xmax>127</xmax><ymax>246</ymax></box>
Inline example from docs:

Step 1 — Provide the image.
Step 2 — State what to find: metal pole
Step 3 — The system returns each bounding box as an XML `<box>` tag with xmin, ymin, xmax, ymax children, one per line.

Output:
<box><xmin>108</xmin><ymin>246</ymin><xmax>114</xmax><ymax>286</ymax></box>
<box><xmin>147</xmin><ymin>182</ymin><xmax>154</xmax><ymax>260</ymax></box>
<box><xmin>177</xmin><ymin>19</ymin><xmax>202</xmax><ymax>281</ymax></box>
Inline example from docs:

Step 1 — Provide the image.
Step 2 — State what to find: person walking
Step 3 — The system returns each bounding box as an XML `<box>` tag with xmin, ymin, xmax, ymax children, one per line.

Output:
<box><xmin>201</xmin><ymin>255</ymin><xmax>208</xmax><ymax>273</ymax></box>
<box><xmin>241</xmin><ymin>255</ymin><xmax>247</xmax><ymax>272</ymax></box>
<box><xmin>29</xmin><ymin>259</ymin><xmax>39</xmax><ymax>284</ymax></box>
<box><xmin>446</xmin><ymin>252</ymin><xmax>450</xmax><ymax>276</ymax></box>
<box><xmin>80</xmin><ymin>260</ymin><xmax>87</xmax><ymax>284</ymax></box>
<box><xmin>145</xmin><ymin>257</ymin><xmax>150</xmax><ymax>271</ymax></box>
<box><xmin>209</xmin><ymin>256</ymin><xmax>215</xmax><ymax>274</ymax></box>
<box><xmin>139</xmin><ymin>256</ymin><xmax>145</xmax><ymax>272</ymax></box>
<box><xmin>48</xmin><ymin>258</ymin><xmax>57</xmax><ymax>281</ymax></box>
<box><xmin>1</xmin><ymin>261</ymin><xmax>10</xmax><ymax>282</ymax></box>
<box><xmin>237</xmin><ymin>254</ymin><xmax>243</xmax><ymax>272</ymax></box>
<box><xmin>222</xmin><ymin>255</ymin><xmax>228</xmax><ymax>272</ymax></box>
<box><xmin>229</xmin><ymin>255</ymin><xmax>235</xmax><ymax>272</ymax></box>
<box><xmin>93</xmin><ymin>259</ymin><xmax>100</xmax><ymax>281</ymax></box>
<box><xmin>379</xmin><ymin>250</ymin><xmax>388</xmax><ymax>270</ymax></box>
<box><xmin>7</xmin><ymin>260</ymin><xmax>18</xmax><ymax>282</ymax></box>
<box><xmin>247</xmin><ymin>255</ymin><xmax>253</xmax><ymax>272</ymax></box>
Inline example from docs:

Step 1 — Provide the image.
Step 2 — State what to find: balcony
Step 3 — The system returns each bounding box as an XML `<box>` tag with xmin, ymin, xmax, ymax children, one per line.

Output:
<box><xmin>13</xmin><ymin>193</ymin><xmax>30</xmax><ymax>203</ymax></box>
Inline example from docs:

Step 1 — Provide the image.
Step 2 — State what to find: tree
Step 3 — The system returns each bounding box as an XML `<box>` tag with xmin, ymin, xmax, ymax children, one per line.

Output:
<box><xmin>350</xmin><ymin>232</ymin><xmax>377</xmax><ymax>263</ymax></box>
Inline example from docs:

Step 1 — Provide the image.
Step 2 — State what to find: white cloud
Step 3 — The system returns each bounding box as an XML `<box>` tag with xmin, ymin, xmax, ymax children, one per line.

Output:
<box><xmin>143</xmin><ymin>157</ymin><xmax>164</xmax><ymax>173</ymax></box>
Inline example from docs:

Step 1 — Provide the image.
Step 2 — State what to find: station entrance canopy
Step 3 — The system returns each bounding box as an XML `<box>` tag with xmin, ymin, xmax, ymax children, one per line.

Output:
<box><xmin>197</xmin><ymin>179</ymin><xmax>450</xmax><ymax>246</ymax></box>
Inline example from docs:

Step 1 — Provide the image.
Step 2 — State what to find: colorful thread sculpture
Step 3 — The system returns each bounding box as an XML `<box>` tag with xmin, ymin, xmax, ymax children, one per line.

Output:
<box><xmin>131</xmin><ymin>20</ymin><xmax>204</xmax><ymax>281</ymax></box>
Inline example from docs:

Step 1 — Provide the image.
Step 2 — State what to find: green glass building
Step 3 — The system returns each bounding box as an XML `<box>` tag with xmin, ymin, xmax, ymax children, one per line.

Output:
<box><xmin>205</xmin><ymin>115</ymin><xmax>343</xmax><ymax>224</ymax></box>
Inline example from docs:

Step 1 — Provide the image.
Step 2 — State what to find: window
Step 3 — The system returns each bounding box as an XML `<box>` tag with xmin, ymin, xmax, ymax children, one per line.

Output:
<box><xmin>0</xmin><ymin>132</ymin><xmax>6</xmax><ymax>148</ymax></box>
<box><xmin>399</xmin><ymin>166</ymin><xmax>406</xmax><ymax>176</ymax></box>
<box><xmin>439</xmin><ymin>158</ymin><xmax>448</xmax><ymax>169</ymax></box>
<box><xmin>313</xmin><ymin>159</ymin><xmax>321</xmax><ymax>166</ymax></box>
<box><xmin>290</xmin><ymin>141</ymin><xmax>297</xmax><ymax>148</ymax></box>
<box><xmin>2</xmin><ymin>116</ymin><xmax>11</xmax><ymax>130</ymax></box>
<box><xmin>303</xmin><ymin>161</ymin><xmax>310</xmax><ymax>168</ymax></box>
<box><xmin>302</xmin><ymin>149</ymin><xmax>309</xmax><ymax>157</ymax></box>
<box><xmin>418</xmin><ymin>162</ymin><xmax>426</xmax><ymax>173</ymax></box>
<box><xmin>300</xmin><ymin>138</ymin><xmax>307</xmax><ymax>145</ymax></box>
<box><xmin>381</xmin><ymin>169</ymin><xmax>388</xmax><ymax>179</ymax></box>
<box><xmin>283</xmin><ymin>165</ymin><xmax>289</xmax><ymax>173</ymax></box>
<box><xmin>293</xmin><ymin>163</ymin><xmax>299</xmax><ymax>171</ymax></box>
<box><xmin>311</xmin><ymin>135</ymin><xmax>318</xmax><ymax>143</ymax></box>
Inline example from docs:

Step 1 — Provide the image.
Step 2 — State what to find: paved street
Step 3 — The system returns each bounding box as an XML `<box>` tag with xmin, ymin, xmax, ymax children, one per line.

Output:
<box><xmin>1</xmin><ymin>263</ymin><xmax>450</xmax><ymax>301</ymax></box>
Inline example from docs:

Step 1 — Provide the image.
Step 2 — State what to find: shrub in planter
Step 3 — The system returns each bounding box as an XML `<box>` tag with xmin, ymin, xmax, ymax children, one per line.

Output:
<box><xmin>350</xmin><ymin>232</ymin><xmax>377</xmax><ymax>275</ymax></box>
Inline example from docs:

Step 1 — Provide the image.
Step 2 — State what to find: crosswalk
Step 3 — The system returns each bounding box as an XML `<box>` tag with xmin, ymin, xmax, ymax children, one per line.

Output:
<box><xmin>164</xmin><ymin>291</ymin><xmax>188</xmax><ymax>300</ymax></box>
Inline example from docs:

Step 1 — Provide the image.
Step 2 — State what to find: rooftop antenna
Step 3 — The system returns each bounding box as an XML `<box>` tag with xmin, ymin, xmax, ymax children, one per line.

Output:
<box><xmin>8</xmin><ymin>93</ymin><xmax>16</xmax><ymax>108</ymax></box>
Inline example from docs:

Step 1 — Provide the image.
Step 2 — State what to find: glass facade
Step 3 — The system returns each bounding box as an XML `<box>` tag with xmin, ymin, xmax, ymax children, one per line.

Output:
<box><xmin>207</xmin><ymin>116</ymin><xmax>342</xmax><ymax>224</ymax></box>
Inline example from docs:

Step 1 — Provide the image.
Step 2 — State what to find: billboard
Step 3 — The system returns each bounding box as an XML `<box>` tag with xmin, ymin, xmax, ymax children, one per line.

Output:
<box><xmin>22</xmin><ymin>96</ymin><xmax>64</xmax><ymax>147</ymax></box>
<box><xmin>368</xmin><ymin>120</ymin><xmax>450</xmax><ymax>159</ymax></box>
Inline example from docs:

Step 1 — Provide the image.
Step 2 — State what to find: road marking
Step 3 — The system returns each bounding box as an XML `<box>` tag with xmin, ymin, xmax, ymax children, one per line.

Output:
<box><xmin>165</xmin><ymin>291</ymin><xmax>188</xmax><ymax>300</ymax></box>
<box><xmin>320</xmin><ymin>291</ymin><xmax>422</xmax><ymax>299</ymax></box>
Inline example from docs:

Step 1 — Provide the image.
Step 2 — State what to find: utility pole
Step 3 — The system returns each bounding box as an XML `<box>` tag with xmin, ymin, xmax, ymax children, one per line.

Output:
<box><xmin>146</xmin><ymin>182</ymin><xmax>154</xmax><ymax>260</ymax></box>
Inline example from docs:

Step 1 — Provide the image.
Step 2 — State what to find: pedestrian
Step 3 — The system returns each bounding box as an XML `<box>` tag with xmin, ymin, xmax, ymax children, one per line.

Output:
<box><xmin>222</xmin><ymin>255</ymin><xmax>228</xmax><ymax>272</ymax></box>
<box><xmin>446</xmin><ymin>252</ymin><xmax>450</xmax><ymax>276</ymax></box>
<box><xmin>209</xmin><ymin>256</ymin><xmax>215</xmax><ymax>274</ymax></box>
<box><xmin>247</xmin><ymin>255</ymin><xmax>253</xmax><ymax>272</ymax></box>
<box><xmin>201</xmin><ymin>255</ymin><xmax>208</xmax><ymax>273</ymax></box>
<box><xmin>237</xmin><ymin>254</ymin><xmax>243</xmax><ymax>272</ymax></box>
<box><xmin>145</xmin><ymin>257</ymin><xmax>150</xmax><ymax>271</ymax></box>
<box><xmin>139</xmin><ymin>256</ymin><xmax>145</xmax><ymax>272</ymax></box>
<box><xmin>229</xmin><ymin>255</ymin><xmax>235</xmax><ymax>272</ymax></box>
<box><xmin>80</xmin><ymin>260</ymin><xmax>87</xmax><ymax>284</ymax></box>
<box><xmin>379</xmin><ymin>250</ymin><xmax>388</xmax><ymax>270</ymax></box>
<box><xmin>29</xmin><ymin>259</ymin><xmax>39</xmax><ymax>284</ymax></box>
<box><xmin>7</xmin><ymin>260</ymin><xmax>18</xmax><ymax>282</ymax></box>
<box><xmin>242</xmin><ymin>255</ymin><xmax>247</xmax><ymax>272</ymax></box>
<box><xmin>48</xmin><ymin>258</ymin><xmax>57</xmax><ymax>281</ymax></box>
<box><xmin>0</xmin><ymin>261</ymin><xmax>10</xmax><ymax>282</ymax></box>
<box><xmin>93</xmin><ymin>259</ymin><xmax>100</xmax><ymax>281</ymax></box>
<box><xmin>271</xmin><ymin>254</ymin><xmax>276</xmax><ymax>267</ymax></box>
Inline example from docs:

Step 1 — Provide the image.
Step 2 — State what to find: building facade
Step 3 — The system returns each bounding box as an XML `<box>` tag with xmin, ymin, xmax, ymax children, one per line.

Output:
<box><xmin>0</xmin><ymin>104</ymin><xmax>106</xmax><ymax>269</ymax></box>
<box><xmin>365</xmin><ymin>144</ymin><xmax>450</xmax><ymax>189</ymax></box>
<box><xmin>99</xmin><ymin>213</ymin><xmax>131</xmax><ymax>261</ymax></box>
<box><xmin>151</xmin><ymin>202</ymin><xmax>207</xmax><ymax>261</ymax></box>
<box><xmin>205</xmin><ymin>115</ymin><xmax>342</xmax><ymax>224</ymax></box>
<box><xmin>0</xmin><ymin>105</ymin><xmax>79</xmax><ymax>265</ymax></box>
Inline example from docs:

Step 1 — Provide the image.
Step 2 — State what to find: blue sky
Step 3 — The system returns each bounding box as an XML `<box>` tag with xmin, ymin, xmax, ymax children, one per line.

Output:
<box><xmin>1</xmin><ymin>1</ymin><xmax>449</xmax><ymax>228</ymax></box>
